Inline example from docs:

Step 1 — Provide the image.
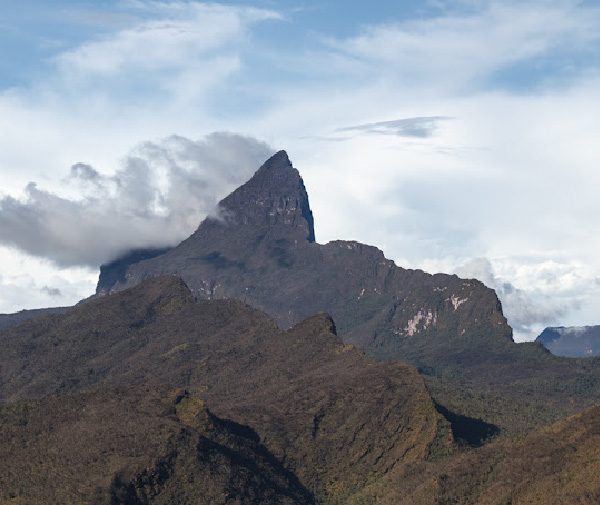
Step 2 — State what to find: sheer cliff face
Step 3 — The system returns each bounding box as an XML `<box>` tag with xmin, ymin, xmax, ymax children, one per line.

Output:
<box><xmin>98</xmin><ymin>150</ymin><xmax>512</xmax><ymax>364</ymax></box>
<box><xmin>217</xmin><ymin>150</ymin><xmax>315</xmax><ymax>243</ymax></box>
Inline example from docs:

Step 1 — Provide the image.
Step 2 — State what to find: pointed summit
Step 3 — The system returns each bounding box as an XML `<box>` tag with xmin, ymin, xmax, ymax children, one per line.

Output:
<box><xmin>218</xmin><ymin>150</ymin><xmax>315</xmax><ymax>242</ymax></box>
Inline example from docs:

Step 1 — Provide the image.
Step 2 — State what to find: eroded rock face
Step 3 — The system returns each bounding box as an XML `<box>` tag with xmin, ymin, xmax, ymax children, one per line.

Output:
<box><xmin>536</xmin><ymin>325</ymin><xmax>600</xmax><ymax>357</ymax></box>
<box><xmin>217</xmin><ymin>150</ymin><xmax>315</xmax><ymax>242</ymax></box>
<box><xmin>92</xmin><ymin>151</ymin><xmax>600</xmax><ymax>435</ymax></box>
<box><xmin>99</xmin><ymin>151</ymin><xmax>512</xmax><ymax>362</ymax></box>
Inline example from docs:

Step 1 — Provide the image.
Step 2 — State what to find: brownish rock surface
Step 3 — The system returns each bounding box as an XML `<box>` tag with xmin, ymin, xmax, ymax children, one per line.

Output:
<box><xmin>0</xmin><ymin>276</ymin><xmax>452</xmax><ymax>503</ymax></box>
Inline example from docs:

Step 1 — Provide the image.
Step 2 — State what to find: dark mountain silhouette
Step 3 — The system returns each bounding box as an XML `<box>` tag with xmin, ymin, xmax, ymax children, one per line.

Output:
<box><xmin>94</xmin><ymin>151</ymin><xmax>600</xmax><ymax>434</ymax></box>
<box><xmin>99</xmin><ymin>151</ymin><xmax>509</xmax><ymax>351</ymax></box>
<box><xmin>537</xmin><ymin>325</ymin><xmax>600</xmax><ymax>357</ymax></box>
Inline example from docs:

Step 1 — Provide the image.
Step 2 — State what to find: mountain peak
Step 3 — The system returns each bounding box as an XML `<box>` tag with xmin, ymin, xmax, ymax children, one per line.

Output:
<box><xmin>218</xmin><ymin>150</ymin><xmax>315</xmax><ymax>242</ymax></box>
<box><xmin>258</xmin><ymin>150</ymin><xmax>291</xmax><ymax>171</ymax></box>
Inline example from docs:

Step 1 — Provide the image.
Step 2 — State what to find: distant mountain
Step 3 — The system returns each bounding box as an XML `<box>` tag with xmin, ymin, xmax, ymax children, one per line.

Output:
<box><xmin>536</xmin><ymin>325</ymin><xmax>600</xmax><ymax>357</ymax></box>
<box><xmin>0</xmin><ymin>306</ymin><xmax>70</xmax><ymax>331</ymax></box>
<box><xmin>99</xmin><ymin>151</ymin><xmax>511</xmax><ymax>354</ymax></box>
<box><xmin>94</xmin><ymin>150</ymin><xmax>600</xmax><ymax>434</ymax></box>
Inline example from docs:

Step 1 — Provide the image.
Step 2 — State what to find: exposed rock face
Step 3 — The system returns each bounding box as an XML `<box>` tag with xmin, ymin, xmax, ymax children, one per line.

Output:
<box><xmin>96</xmin><ymin>247</ymin><xmax>171</xmax><ymax>295</ymax></box>
<box><xmin>536</xmin><ymin>325</ymin><xmax>600</xmax><ymax>357</ymax></box>
<box><xmin>0</xmin><ymin>276</ymin><xmax>452</xmax><ymax>503</ymax></box>
<box><xmin>93</xmin><ymin>151</ymin><xmax>600</xmax><ymax>434</ymax></box>
<box><xmin>217</xmin><ymin>150</ymin><xmax>315</xmax><ymax>242</ymax></box>
<box><xmin>100</xmin><ymin>150</ymin><xmax>511</xmax><ymax>359</ymax></box>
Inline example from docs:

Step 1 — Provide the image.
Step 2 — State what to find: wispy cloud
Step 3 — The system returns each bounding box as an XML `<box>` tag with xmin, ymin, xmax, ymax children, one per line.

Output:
<box><xmin>337</xmin><ymin>116</ymin><xmax>453</xmax><ymax>138</ymax></box>
<box><xmin>326</xmin><ymin>1</ymin><xmax>600</xmax><ymax>91</ymax></box>
<box><xmin>55</xmin><ymin>3</ymin><xmax>279</xmax><ymax>78</ymax></box>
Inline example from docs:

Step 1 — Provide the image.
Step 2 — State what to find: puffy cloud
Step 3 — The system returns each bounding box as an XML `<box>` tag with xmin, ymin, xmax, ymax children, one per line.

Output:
<box><xmin>0</xmin><ymin>132</ymin><xmax>273</xmax><ymax>267</ymax></box>
<box><xmin>455</xmin><ymin>257</ymin><xmax>584</xmax><ymax>341</ymax></box>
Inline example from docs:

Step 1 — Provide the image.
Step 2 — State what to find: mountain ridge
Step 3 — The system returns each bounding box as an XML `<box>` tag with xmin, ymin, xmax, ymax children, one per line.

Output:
<box><xmin>90</xmin><ymin>150</ymin><xmax>600</xmax><ymax>434</ymax></box>
<box><xmin>0</xmin><ymin>275</ymin><xmax>454</xmax><ymax>502</ymax></box>
<box><xmin>4</xmin><ymin>150</ymin><xmax>600</xmax><ymax>437</ymax></box>
<box><xmin>1</xmin><ymin>276</ymin><xmax>600</xmax><ymax>504</ymax></box>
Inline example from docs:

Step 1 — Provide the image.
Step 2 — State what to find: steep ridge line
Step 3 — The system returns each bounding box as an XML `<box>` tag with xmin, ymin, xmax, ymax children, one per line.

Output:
<box><xmin>93</xmin><ymin>151</ymin><xmax>600</xmax><ymax>434</ymax></box>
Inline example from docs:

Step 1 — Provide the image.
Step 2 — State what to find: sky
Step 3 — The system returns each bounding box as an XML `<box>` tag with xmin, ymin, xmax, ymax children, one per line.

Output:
<box><xmin>0</xmin><ymin>0</ymin><xmax>599</xmax><ymax>341</ymax></box>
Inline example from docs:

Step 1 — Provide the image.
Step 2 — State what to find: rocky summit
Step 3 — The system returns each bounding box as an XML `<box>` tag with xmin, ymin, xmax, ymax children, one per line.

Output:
<box><xmin>95</xmin><ymin>150</ymin><xmax>600</xmax><ymax>434</ymax></box>
<box><xmin>98</xmin><ymin>151</ymin><xmax>510</xmax><ymax>356</ymax></box>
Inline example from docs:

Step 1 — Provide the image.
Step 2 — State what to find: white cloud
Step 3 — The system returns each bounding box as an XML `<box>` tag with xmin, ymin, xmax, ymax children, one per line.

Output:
<box><xmin>326</xmin><ymin>1</ymin><xmax>600</xmax><ymax>91</ymax></box>
<box><xmin>0</xmin><ymin>132</ymin><xmax>273</xmax><ymax>267</ymax></box>
<box><xmin>0</xmin><ymin>246</ymin><xmax>96</xmax><ymax>313</ymax></box>
<box><xmin>55</xmin><ymin>3</ymin><xmax>279</xmax><ymax>77</ymax></box>
<box><xmin>455</xmin><ymin>257</ymin><xmax>584</xmax><ymax>341</ymax></box>
<box><xmin>0</xmin><ymin>1</ymin><xmax>280</xmax><ymax>193</ymax></box>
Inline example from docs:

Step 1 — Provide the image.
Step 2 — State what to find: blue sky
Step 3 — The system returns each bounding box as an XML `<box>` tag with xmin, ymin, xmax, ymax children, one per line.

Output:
<box><xmin>0</xmin><ymin>0</ymin><xmax>600</xmax><ymax>340</ymax></box>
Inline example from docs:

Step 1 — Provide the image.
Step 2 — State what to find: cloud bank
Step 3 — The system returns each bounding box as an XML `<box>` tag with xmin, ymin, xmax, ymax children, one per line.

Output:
<box><xmin>0</xmin><ymin>132</ymin><xmax>273</xmax><ymax>267</ymax></box>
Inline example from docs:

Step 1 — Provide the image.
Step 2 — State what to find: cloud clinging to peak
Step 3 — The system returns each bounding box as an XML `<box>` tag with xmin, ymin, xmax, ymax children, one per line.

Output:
<box><xmin>0</xmin><ymin>132</ymin><xmax>273</xmax><ymax>267</ymax></box>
